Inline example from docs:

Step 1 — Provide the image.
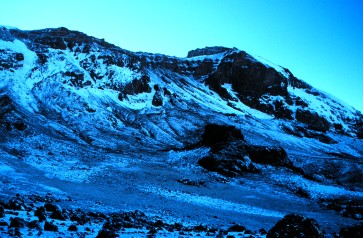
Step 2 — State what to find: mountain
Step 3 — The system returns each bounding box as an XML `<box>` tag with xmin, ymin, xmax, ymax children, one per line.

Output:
<box><xmin>0</xmin><ymin>26</ymin><xmax>362</xmax><ymax>237</ymax></box>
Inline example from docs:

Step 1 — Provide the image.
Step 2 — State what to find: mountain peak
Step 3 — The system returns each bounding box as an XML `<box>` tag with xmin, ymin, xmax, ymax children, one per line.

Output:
<box><xmin>187</xmin><ymin>46</ymin><xmax>235</xmax><ymax>58</ymax></box>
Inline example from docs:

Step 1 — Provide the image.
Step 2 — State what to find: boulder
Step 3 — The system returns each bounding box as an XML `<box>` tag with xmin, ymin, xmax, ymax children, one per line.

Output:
<box><xmin>0</xmin><ymin>219</ymin><xmax>8</xmax><ymax>226</ymax></box>
<box><xmin>201</xmin><ymin>124</ymin><xmax>244</xmax><ymax>147</ymax></box>
<box><xmin>7</xmin><ymin>227</ymin><xmax>22</xmax><ymax>237</ymax></box>
<box><xmin>267</xmin><ymin>214</ymin><xmax>324</xmax><ymax>238</ymax></box>
<box><xmin>44</xmin><ymin>222</ymin><xmax>58</xmax><ymax>232</ymax></box>
<box><xmin>50</xmin><ymin>209</ymin><xmax>67</xmax><ymax>221</ymax></box>
<box><xmin>227</xmin><ymin>224</ymin><xmax>246</xmax><ymax>232</ymax></box>
<box><xmin>339</xmin><ymin>222</ymin><xmax>363</xmax><ymax>238</ymax></box>
<box><xmin>102</xmin><ymin>219</ymin><xmax>123</xmax><ymax>231</ymax></box>
<box><xmin>0</xmin><ymin>205</ymin><xmax>4</xmax><ymax>218</ymax></box>
<box><xmin>9</xmin><ymin>217</ymin><xmax>27</xmax><ymax>228</ymax></box>
<box><xmin>198</xmin><ymin>153</ymin><xmax>256</xmax><ymax>177</ymax></box>
<box><xmin>68</xmin><ymin>224</ymin><xmax>78</xmax><ymax>231</ymax></box>
<box><xmin>152</xmin><ymin>91</ymin><xmax>163</xmax><ymax>107</ymax></box>
<box><xmin>34</xmin><ymin>206</ymin><xmax>47</xmax><ymax>221</ymax></box>
<box><xmin>6</xmin><ymin>196</ymin><xmax>25</xmax><ymax>211</ymax></box>
<box><xmin>245</xmin><ymin>146</ymin><xmax>293</xmax><ymax>167</ymax></box>
<box><xmin>96</xmin><ymin>228</ymin><xmax>117</xmax><ymax>238</ymax></box>
<box><xmin>44</xmin><ymin>203</ymin><xmax>60</xmax><ymax>213</ymax></box>
<box><xmin>27</xmin><ymin>220</ymin><xmax>41</xmax><ymax>230</ymax></box>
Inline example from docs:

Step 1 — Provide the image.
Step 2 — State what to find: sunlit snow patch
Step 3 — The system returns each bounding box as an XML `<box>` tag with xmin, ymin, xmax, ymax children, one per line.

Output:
<box><xmin>140</xmin><ymin>186</ymin><xmax>284</xmax><ymax>218</ymax></box>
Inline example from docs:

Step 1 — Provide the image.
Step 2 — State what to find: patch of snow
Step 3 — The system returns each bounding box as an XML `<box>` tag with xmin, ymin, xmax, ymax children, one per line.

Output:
<box><xmin>183</xmin><ymin>52</ymin><xmax>227</xmax><ymax>61</ymax></box>
<box><xmin>288</xmin><ymin>86</ymin><xmax>357</xmax><ymax>129</ymax></box>
<box><xmin>222</xmin><ymin>83</ymin><xmax>273</xmax><ymax>119</ymax></box>
<box><xmin>272</xmin><ymin>173</ymin><xmax>363</xmax><ymax>200</ymax></box>
<box><xmin>0</xmin><ymin>39</ymin><xmax>39</xmax><ymax>112</ymax></box>
<box><xmin>140</xmin><ymin>186</ymin><xmax>284</xmax><ymax>218</ymax></box>
<box><xmin>249</xmin><ymin>54</ymin><xmax>290</xmax><ymax>78</ymax></box>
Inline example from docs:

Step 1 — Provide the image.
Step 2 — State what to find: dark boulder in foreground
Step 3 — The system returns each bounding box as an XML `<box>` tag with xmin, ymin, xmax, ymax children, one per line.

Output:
<box><xmin>44</xmin><ymin>222</ymin><xmax>58</xmax><ymax>232</ymax></box>
<box><xmin>0</xmin><ymin>205</ymin><xmax>4</xmax><ymax>218</ymax></box>
<box><xmin>96</xmin><ymin>228</ymin><xmax>117</xmax><ymax>238</ymax></box>
<box><xmin>339</xmin><ymin>222</ymin><xmax>363</xmax><ymax>238</ymax></box>
<box><xmin>267</xmin><ymin>214</ymin><xmax>324</xmax><ymax>238</ymax></box>
<box><xmin>9</xmin><ymin>217</ymin><xmax>26</xmax><ymax>228</ymax></box>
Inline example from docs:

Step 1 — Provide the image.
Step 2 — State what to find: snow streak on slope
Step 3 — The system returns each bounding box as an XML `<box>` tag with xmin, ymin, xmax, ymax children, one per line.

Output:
<box><xmin>0</xmin><ymin>40</ymin><xmax>39</xmax><ymax>112</ymax></box>
<box><xmin>140</xmin><ymin>186</ymin><xmax>284</xmax><ymax>218</ymax></box>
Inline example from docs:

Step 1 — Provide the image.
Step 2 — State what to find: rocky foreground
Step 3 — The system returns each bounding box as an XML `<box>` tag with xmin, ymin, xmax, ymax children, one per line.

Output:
<box><xmin>0</xmin><ymin>194</ymin><xmax>361</xmax><ymax>238</ymax></box>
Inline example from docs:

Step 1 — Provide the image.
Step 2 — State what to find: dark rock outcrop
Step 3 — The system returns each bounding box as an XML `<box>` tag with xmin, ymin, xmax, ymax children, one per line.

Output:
<box><xmin>246</xmin><ymin>146</ymin><xmax>292</xmax><ymax>167</ymax></box>
<box><xmin>121</xmin><ymin>74</ymin><xmax>152</xmax><ymax>99</ymax></box>
<box><xmin>68</xmin><ymin>224</ymin><xmax>78</xmax><ymax>231</ymax></box>
<box><xmin>205</xmin><ymin>51</ymin><xmax>291</xmax><ymax>119</ymax></box>
<box><xmin>187</xmin><ymin>46</ymin><xmax>232</xmax><ymax>58</ymax></box>
<box><xmin>177</xmin><ymin>178</ymin><xmax>206</xmax><ymax>187</ymax></box>
<box><xmin>44</xmin><ymin>203</ymin><xmax>60</xmax><ymax>213</ymax></box>
<box><xmin>227</xmin><ymin>224</ymin><xmax>247</xmax><ymax>232</ymax></box>
<box><xmin>6</xmin><ymin>196</ymin><xmax>25</xmax><ymax>211</ymax></box>
<box><xmin>96</xmin><ymin>228</ymin><xmax>117</xmax><ymax>238</ymax></box>
<box><xmin>198</xmin><ymin>152</ymin><xmax>256</xmax><ymax>177</ymax></box>
<box><xmin>193</xmin><ymin>60</ymin><xmax>214</xmax><ymax>77</ymax></box>
<box><xmin>27</xmin><ymin>220</ymin><xmax>41</xmax><ymax>230</ymax></box>
<box><xmin>9</xmin><ymin>217</ymin><xmax>27</xmax><ymax>228</ymax></box>
<box><xmin>198</xmin><ymin>124</ymin><xmax>297</xmax><ymax>176</ymax></box>
<box><xmin>357</xmin><ymin>127</ymin><xmax>363</xmax><ymax>139</ymax></box>
<box><xmin>201</xmin><ymin>124</ymin><xmax>244</xmax><ymax>147</ymax></box>
<box><xmin>0</xmin><ymin>219</ymin><xmax>8</xmax><ymax>226</ymax></box>
<box><xmin>296</xmin><ymin>109</ymin><xmax>330</xmax><ymax>132</ymax></box>
<box><xmin>44</xmin><ymin>221</ymin><xmax>59</xmax><ymax>232</ymax></box>
<box><xmin>50</xmin><ymin>209</ymin><xmax>68</xmax><ymax>221</ymax></box>
<box><xmin>267</xmin><ymin>214</ymin><xmax>324</xmax><ymax>238</ymax></box>
<box><xmin>325</xmin><ymin>199</ymin><xmax>363</xmax><ymax>220</ymax></box>
<box><xmin>152</xmin><ymin>85</ymin><xmax>163</xmax><ymax>107</ymax></box>
<box><xmin>0</xmin><ymin>205</ymin><xmax>4</xmax><ymax>218</ymax></box>
<box><xmin>0</xmin><ymin>49</ymin><xmax>24</xmax><ymax>70</ymax></box>
<box><xmin>34</xmin><ymin>206</ymin><xmax>47</xmax><ymax>221</ymax></box>
<box><xmin>339</xmin><ymin>222</ymin><xmax>363</xmax><ymax>238</ymax></box>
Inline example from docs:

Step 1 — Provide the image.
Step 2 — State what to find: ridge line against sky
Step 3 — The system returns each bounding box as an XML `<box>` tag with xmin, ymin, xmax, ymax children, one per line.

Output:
<box><xmin>1</xmin><ymin>0</ymin><xmax>363</xmax><ymax>112</ymax></box>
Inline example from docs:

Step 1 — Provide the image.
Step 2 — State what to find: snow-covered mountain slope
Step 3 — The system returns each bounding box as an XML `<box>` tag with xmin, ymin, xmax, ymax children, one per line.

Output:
<box><xmin>1</xmin><ymin>26</ymin><xmax>362</xmax><ymax>236</ymax></box>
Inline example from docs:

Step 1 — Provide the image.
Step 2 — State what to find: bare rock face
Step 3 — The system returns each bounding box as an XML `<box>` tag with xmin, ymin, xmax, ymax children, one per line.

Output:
<box><xmin>205</xmin><ymin>51</ymin><xmax>293</xmax><ymax>119</ymax></box>
<box><xmin>267</xmin><ymin>214</ymin><xmax>324</xmax><ymax>238</ymax></box>
<box><xmin>296</xmin><ymin>109</ymin><xmax>330</xmax><ymax>132</ymax></box>
<box><xmin>198</xmin><ymin>142</ymin><xmax>257</xmax><ymax>177</ymax></box>
<box><xmin>246</xmin><ymin>146</ymin><xmax>292</xmax><ymax>167</ymax></box>
<box><xmin>198</xmin><ymin>124</ymin><xmax>295</xmax><ymax>176</ymax></box>
<box><xmin>339</xmin><ymin>223</ymin><xmax>363</xmax><ymax>238</ymax></box>
<box><xmin>123</xmin><ymin>75</ymin><xmax>151</xmax><ymax>95</ymax></box>
<box><xmin>187</xmin><ymin>46</ymin><xmax>232</xmax><ymax>58</ymax></box>
<box><xmin>0</xmin><ymin>49</ymin><xmax>24</xmax><ymax>70</ymax></box>
<box><xmin>201</xmin><ymin>124</ymin><xmax>245</xmax><ymax>147</ymax></box>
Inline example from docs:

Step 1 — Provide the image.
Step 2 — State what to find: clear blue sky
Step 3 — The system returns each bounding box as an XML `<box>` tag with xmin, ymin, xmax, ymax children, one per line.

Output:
<box><xmin>1</xmin><ymin>0</ymin><xmax>363</xmax><ymax>112</ymax></box>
